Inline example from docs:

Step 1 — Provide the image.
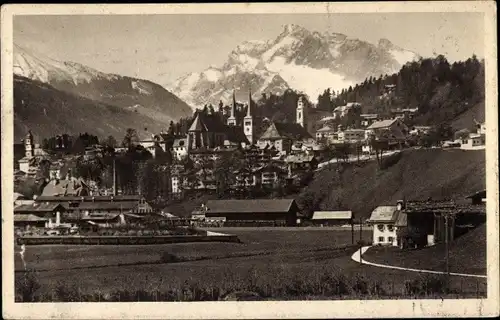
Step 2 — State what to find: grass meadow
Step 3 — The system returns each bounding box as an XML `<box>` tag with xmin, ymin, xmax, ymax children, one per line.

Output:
<box><xmin>14</xmin><ymin>228</ymin><xmax>486</xmax><ymax>301</ymax></box>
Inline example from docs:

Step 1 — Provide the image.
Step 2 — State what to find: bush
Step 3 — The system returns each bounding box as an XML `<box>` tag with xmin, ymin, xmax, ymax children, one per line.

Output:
<box><xmin>380</xmin><ymin>152</ymin><xmax>402</xmax><ymax>170</ymax></box>
<box><xmin>15</xmin><ymin>270</ymin><xmax>41</xmax><ymax>302</ymax></box>
<box><xmin>160</xmin><ymin>252</ymin><xmax>180</xmax><ymax>263</ymax></box>
<box><xmin>404</xmin><ymin>275</ymin><xmax>454</xmax><ymax>296</ymax></box>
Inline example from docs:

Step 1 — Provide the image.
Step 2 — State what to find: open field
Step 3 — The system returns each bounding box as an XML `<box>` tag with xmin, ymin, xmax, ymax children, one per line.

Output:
<box><xmin>14</xmin><ymin>228</ymin><xmax>486</xmax><ymax>301</ymax></box>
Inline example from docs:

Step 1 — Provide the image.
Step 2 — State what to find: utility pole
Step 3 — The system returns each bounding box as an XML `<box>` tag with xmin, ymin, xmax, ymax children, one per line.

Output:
<box><xmin>444</xmin><ymin>213</ymin><xmax>451</xmax><ymax>291</ymax></box>
<box><xmin>359</xmin><ymin>218</ymin><xmax>363</xmax><ymax>265</ymax></box>
<box><xmin>351</xmin><ymin>216</ymin><xmax>355</xmax><ymax>245</ymax></box>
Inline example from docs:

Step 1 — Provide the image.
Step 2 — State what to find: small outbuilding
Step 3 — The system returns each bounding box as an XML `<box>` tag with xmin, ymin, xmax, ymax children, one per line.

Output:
<box><xmin>309</xmin><ymin>211</ymin><xmax>353</xmax><ymax>226</ymax></box>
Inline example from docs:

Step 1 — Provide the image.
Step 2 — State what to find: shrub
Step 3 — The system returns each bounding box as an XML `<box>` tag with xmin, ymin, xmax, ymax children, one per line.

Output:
<box><xmin>380</xmin><ymin>152</ymin><xmax>402</xmax><ymax>170</ymax></box>
<box><xmin>404</xmin><ymin>275</ymin><xmax>454</xmax><ymax>296</ymax></box>
<box><xmin>15</xmin><ymin>269</ymin><xmax>41</xmax><ymax>302</ymax></box>
<box><xmin>160</xmin><ymin>252</ymin><xmax>180</xmax><ymax>263</ymax></box>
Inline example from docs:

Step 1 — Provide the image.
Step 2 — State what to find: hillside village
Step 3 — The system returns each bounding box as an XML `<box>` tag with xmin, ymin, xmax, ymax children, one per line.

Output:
<box><xmin>14</xmin><ymin>73</ymin><xmax>486</xmax><ymax>244</ymax></box>
<box><xmin>9</xmin><ymin>10</ymin><xmax>494</xmax><ymax>305</ymax></box>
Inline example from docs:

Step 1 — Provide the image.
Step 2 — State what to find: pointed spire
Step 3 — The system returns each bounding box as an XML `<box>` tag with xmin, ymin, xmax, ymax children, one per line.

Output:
<box><xmin>246</xmin><ymin>88</ymin><xmax>252</xmax><ymax>117</ymax></box>
<box><xmin>231</xmin><ymin>89</ymin><xmax>236</xmax><ymax>118</ymax></box>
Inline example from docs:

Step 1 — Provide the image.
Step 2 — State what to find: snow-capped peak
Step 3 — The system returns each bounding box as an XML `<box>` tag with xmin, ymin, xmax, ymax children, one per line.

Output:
<box><xmin>172</xmin><ymin>24</ymin><xmax>421</xmax><ymax>108</ymax></box>
<box><xmin>13</xmin><ymin>43</ymin><xmax>117</xmax><ymax>85</ymax></box>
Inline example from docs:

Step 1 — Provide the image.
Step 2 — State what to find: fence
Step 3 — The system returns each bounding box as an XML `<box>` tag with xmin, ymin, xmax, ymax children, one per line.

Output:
<box><xmin>17</xmin><ymin>234</ymin><xmax>240</xmax><ymax>246</ymax></box>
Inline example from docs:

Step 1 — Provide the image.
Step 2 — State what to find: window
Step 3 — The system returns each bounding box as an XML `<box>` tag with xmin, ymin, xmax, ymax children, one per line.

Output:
<box><xmin>378</xmin><ymin>236</ymin><xmax>385</xmax><ymax>242</ymax></box>
<box><xmin>388</xmin><ymin>236</ymin><xmax>394</xmax><ymax>243</ymax></box>
<box><xmin>387</xmin><ymin>224</ymin><xmax>394</xmax><ymax>232</ymax></box>
<box><xmin>245</xmin><ymin>121</ymin><xmax>251</xmax><ymax>126</ymax></box>
<box><xmin>377</xmin><ymin>224</ymin><xmax>385</xmax><ymax>232</ymax></box>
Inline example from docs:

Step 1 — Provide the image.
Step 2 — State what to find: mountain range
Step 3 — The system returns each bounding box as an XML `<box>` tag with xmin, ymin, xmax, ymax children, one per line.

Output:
<box><xmin>13</xmin><ymin>44</ymin><xmax>192</xmax><ymax>141</ymax></box>
<box><xmin>172</xmin><ymin>24</ymin><xmax>420</xmax><ymax>107</ymax></box>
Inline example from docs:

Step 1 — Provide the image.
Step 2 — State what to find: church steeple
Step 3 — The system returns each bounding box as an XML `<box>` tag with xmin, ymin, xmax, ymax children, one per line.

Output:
<box><xmin>246</xmin><ymin>88</ymin><xmax>252</xmax><ymax>117</ymax></box>
<box><xmin>244</xmin><ymin>88</ymin><xmax>254</xmax><ymax>145</ymax></box>
<box><xmin>296</xmin><ymin>95</ymin><xmax>307</xmax><ymax>128</ymax></box>
<box><xmin>227</xmin><ymin>89</ymin><xmax>237</xmax><ymax>126</ymax></box>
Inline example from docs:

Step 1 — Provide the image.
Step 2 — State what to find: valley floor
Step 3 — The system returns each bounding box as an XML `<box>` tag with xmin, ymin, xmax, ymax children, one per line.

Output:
<box><xmin>14</xmin><ymin>228</ymin><xmax>486</xmax><ymax>301</ymax></box>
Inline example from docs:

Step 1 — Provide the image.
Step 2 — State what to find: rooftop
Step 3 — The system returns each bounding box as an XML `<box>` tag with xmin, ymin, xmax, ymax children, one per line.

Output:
<box><xmin>205</xmin><ymin>199</ymin><xmax>296</xmax><ymax>214</ymax></box>
<box><xmin>311</xmin><ymin>211</ymin><xmax>352</xmax><ymax>220</ymax></box>
<box><xmin>368</xmin><ymin>206</ymin><xmax>399</xmax><ymax>222</ymax></box>
<box><xmin>366</xmin><ymin>119</ymin><xmax>399</xmax><ymax>130</ymax></box>
<box><xmin>259</xmin><ymin>122</ymin><xmax>312</xmax><ymax>141</ymax></box>
<box><xmin>14</xmin><ymin>203</ymin><xmax>65</xmax><ymax>213</ymax></box>
<box><xmin>403</xmin><ymin>200</ymin><xmax>486</xmax><ymax>215</ymax></box>
<box><xmin>36</xmin><ymin>195</ymin><xmax>143</xmax><ymax>202</ymax></box>
<box><xmin>14</xmin><ymin>214</ymin><xmax>49</xmax><ymax>222</ymax></box>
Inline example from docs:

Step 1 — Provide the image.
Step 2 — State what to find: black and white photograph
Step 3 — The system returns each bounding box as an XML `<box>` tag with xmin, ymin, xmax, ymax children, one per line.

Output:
<box><xmin>1</xmin><ymin>2</ymin><xmax>498</xmax><ymax>319</ymax></box>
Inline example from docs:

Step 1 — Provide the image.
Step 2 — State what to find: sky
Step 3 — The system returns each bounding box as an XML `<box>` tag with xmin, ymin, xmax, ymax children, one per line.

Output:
<box><xmin>14</xmin><ymin>13</ymin><xmax>484</xmax><ymax>88</ymax></box>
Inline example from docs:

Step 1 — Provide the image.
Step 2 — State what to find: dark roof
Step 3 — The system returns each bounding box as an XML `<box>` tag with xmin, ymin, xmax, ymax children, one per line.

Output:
<box><xmin>403</xmin><ymin>200</ymin><xmax>486</xmax><ymax>215</ymax></box>
<box><xmin>67</xmin><ymin>201</ymin><xmax>139</xmax><ymax>210</ymax></box>
<box><xmin>259</xmin><ymin>122</ymin><xmax>312</xmax><ymax>140</ymax></box>
<box><xmin>253</xmin><ymin>163</ymin><xmax>287</xmax><ymax>174</ymax></box>
<box><xmin>188</xmin><ymin>112</ymin><xmax>227</xmax><ymax>133</ymax></box>
<box><xmin>466</xmin><ymin>189</ymin><xmax>486</xmax><ymax>199</ymax></box>
<box><xmin>81</xmin><ymin>214</ymin><xmax>120</xmax><ymax>221</ymax></box>
<box><xmin>225</xmin><ymin>125</ymin><xmax>250</xmax><ymax>144</ymax></box>
<box><xmin>14</xmin><ymin>203</ymin><xmax>65</xmax><ymax>213</ymax></box>
<box><xmin>205</xmin><ymin>199</ymin><xmax>296</xmax><ymax>214</ymax></box>
<box><xmin>36</xmin><ymin>195</ymin><xmax>143</xmax><ymax>202</ymax></box>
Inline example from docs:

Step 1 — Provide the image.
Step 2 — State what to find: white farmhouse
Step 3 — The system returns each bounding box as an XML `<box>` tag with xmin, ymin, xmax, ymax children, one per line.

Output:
<box><xmin>367</xmin><ymin>201</ymin><xmax>406</xmax><ymax>247</ymax></box>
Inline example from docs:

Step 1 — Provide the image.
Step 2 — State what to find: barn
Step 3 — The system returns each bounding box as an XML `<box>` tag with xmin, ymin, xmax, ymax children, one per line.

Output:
<box><xmin>309</xmin><ymin>211</ymin><xmax>353</xmax><ymax>226</ymax></box>
<box><xmin>204</xmin><ymin>199</ymin><xmax>299</xmax><ymax>227</ymax></box>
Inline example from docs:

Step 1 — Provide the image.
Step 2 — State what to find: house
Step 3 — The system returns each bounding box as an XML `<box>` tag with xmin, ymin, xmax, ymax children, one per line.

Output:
<box><xmin>309</xmin><ymin>211</ymin><xmax>353</xmax><ymax>226</ymax></box>
<box><xmin>367</xmin><ymin>202</ymin><xmax>405</xmax><ymax>247</ymax></box>
<box><xmin>40</xmin><ymin>168</ymin><xmax>89</xmax><ymax>197</ymax></box>
<box><xmin>34</xmin><ymin>195</ymin><xmax>154</xmax><ymax>216</ymax></box>
<box><xmin>14</xmin><ymin>203</ymin><xmax>66</xmax><ymax>229</ymax></box>
<box><xmin>285</xmin><ymin>154</ymin><xmax>318</xmax><ymax>172</ymax></box>
<box><xmin>338</xmin><ymin>129</ymin><xmax>365</xmax><ymax>143</ymax></box>
<box><xmin>409</xmin><ymin>126</ymin><xmax>432</xmax><ymax>136</ymax></box>
<box><xmin>365</xmin><ymin>118</ymin><xmax>409</xmax><ymax>148</ymax></box>
<box><xmin>138</xmin><ymin>132</ymin><xmax>170</xmax><ymax>158</ymax></box>
<box><xmin>460</xmin><ymin>133</ymin><xmax>485</xmax><ymax>150</ymax></box>
<box><xmin>14</xmin><ymin>214</ymin><xmax>50</xmax><ymax>230</ymax></box>
<box><xmin>466</xmin><ymin>189</ymin><xmax>486</xmax><ymax>205</ymax></box>
<box><xmin>316</xmin><ymin>125</ymin><xmax>337</xmax><ymax>141</ymax></box>
<box><xmin>204</xmin><ymin>199</ymin><xmax>299</xmax><ymax>226</ymax></box>
<box><xmin>14</xmin><ymin>192</ymin><xmax>34</xmax><ymax>207</ymax></box>
<box><xmin>291</xmin><ymin>140</ymin><xmax>326</xmax><ymax>155</ymax></box>
<box><xmin>253</xmin><ymin>163</ymin><xmax>287</xmax><ymax>187</ymax></box>
<box><xmin>360</xmin><ymin>114</ymin><xmax>379</xmax><ymax>128</ymax></box>
<box><xmin>391</xmin><ymin>107</ymin><xmax>419</xmax><ymax>120</ymax></box>
<box><xmin>332</xmin><ymin>102</ymin><xmax>361</xmax><ymax>120</ymax></box>
<box><xmin>172</xmin><ymin>138</ymin><xmax>188</xmax><ymax>160</ymax></box>
<box><xmin>257</xmin><ymin>122</ymin><xmax>312</xmax><ymax>154</ymax></box>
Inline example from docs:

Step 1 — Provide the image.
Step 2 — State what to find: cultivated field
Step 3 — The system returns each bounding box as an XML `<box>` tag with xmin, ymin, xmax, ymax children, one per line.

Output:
<box><xmin>14</xmin><ymin>227</ymin><xmax>486</xmax><ymax>301</ymax></box>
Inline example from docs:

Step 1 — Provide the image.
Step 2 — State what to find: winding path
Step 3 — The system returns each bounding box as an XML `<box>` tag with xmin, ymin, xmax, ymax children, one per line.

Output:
<box><xmin>351</xmin><ymin>246</ymin><xmax>487</xmax><ymax>279</ymax></box>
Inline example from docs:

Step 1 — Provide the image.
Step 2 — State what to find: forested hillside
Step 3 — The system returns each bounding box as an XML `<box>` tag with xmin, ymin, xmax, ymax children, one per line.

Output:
<box><xmin>296</xmin><ymin>148</ymin><xmax>486</xmax><ymax>220</ymax></box>
<box><xmin>315</xmin><ymin>55</ymin><xmax>485</xmax><ymax>127</ymax></box>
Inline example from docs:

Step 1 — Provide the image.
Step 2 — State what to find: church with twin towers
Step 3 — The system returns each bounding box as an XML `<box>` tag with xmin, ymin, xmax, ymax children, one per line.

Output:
<box><xmin>185</xmin><ymin>88</ymin><xmax>314</xmax><ymax>154</ymax></box>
